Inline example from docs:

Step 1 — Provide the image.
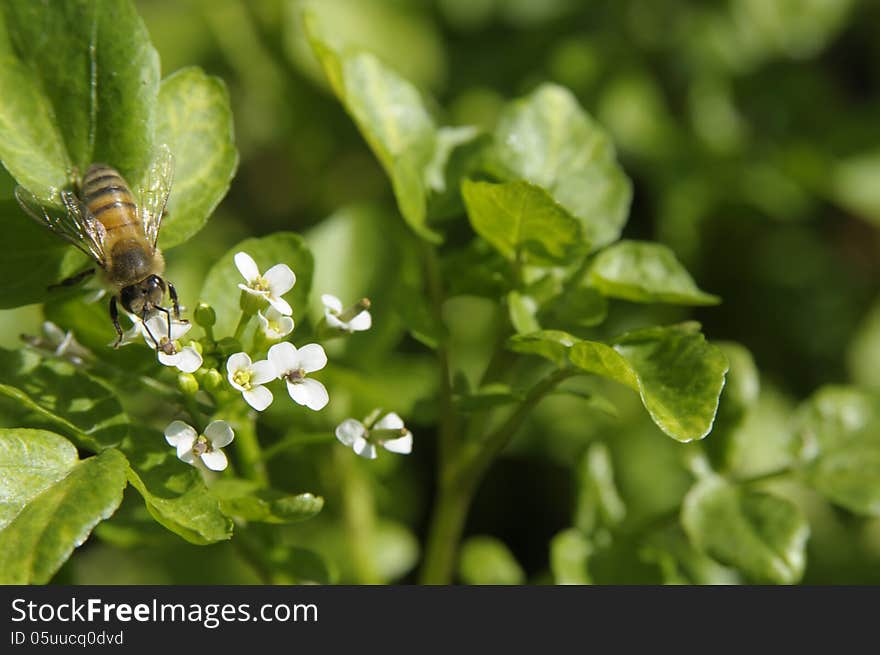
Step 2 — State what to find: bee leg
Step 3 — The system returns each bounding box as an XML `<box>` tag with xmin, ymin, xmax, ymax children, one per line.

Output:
<box><xmin>48</xmin><ymin>267</ymin><xmax>95</xmax><ymax>291</ymax></box>
<box><xmin>110</xmin><ymin>297</ymin><xmax>124</xmax><ymax>348</ymax></box>
<box><xmin>167</xmin><ymin>281</ymin><xmax>182</xmax><ymax>320</ymax></box>
<box><xmin>156</xmin><ymin>305</ymin><xmax>173</xmax><ymax>342</ymax></box>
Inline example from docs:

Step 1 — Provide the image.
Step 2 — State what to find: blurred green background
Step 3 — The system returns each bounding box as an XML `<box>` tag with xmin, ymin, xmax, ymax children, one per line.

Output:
<box><xmin>4</xmin><ymin>0</ymin><xmax>879</xmax><ymax>583</ymax></box>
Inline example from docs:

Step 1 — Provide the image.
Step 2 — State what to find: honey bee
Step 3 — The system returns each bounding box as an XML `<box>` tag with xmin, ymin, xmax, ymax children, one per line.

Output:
<box><xmin>15</xmin><ymin>145</ymin><xmax>182</xmax><ymax>349</ymax></box>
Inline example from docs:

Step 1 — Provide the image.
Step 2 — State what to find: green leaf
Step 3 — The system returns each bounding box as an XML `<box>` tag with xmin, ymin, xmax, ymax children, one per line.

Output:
<box><xmin>574</xmin><ymin>442</ymin><xmax>626</xmax><ymax>534</ymax></box>
<box><xmin>454</xmin><ymin>383</ymin><xmax>522</xmax><ymax>412</ymax></box>
<box><xmin>588</xmin><ymin>240</ymin><xmax>720</xmax><ymax>306</ymax></box>
<box><xmin>266</xmin><ymin>546</ymin><xmax>334</xmax><ymax>585</ymax></box>
<box><xmin>458</xmin><ymin>535</ymin><xmax>525</xmax><ymax>585</ymax></box>
<box><xmin>507</xmin><ymin>329</ymin><xmax>578</xmax><ymax>367</ymax></box>
<box><xmin>507</xmin><ymin>290</ymin><xmax>541</xmax><ymax>334</ymax></box>
<box><xmin>490</xmin><ymin>83</ymin><xmax>632</xmax><ymax>251</ymax></box>
<box><xmin>794</xmin><ymin>386</ymin><xmax>880</xmax><ymax>516</ymax></box>
<box><xmin>681</xmin><ymin>475</ymin><xmax>808</xmax><ymax>584</ymax></box>
<box><xmin>569</xmin><ymin>340</ymin><xmax>639</xmax><ymax>390</ymax></box>
<box><xmin>0</xmin><ymin>447</ymin><xmax>128</xmax><ymax>584</ymax></box>
<box><xmin>462</xmin><ymin>180</ymin><xmax>583</xmax><ymax>265</ymax></box>
<box><xmin>155</xmin><ymin>67</ymin><xmax>238</xmax><ymax>249</ymax></box>
<box><xmin>200</xmin><ymin>232</ymin><xmax>314</xmax><ymax>338</ymax></box>
<box><xmin>541</xmin><ymin>286</ymin><xmax>607</xmax><ymax>329</ymax></box>
<box><xmin>613</xmin><ymin>324</ymin><xmax>729</xmax><ymax>442</ymax></box>
<box><xmin>305</xmin><ymin>17</ymin><xmax>441</xmax><ymax>242</ymax></box>
<box><xmin>0</xmin><ymin>0</ymin><xmax>160</xmax><ymax>194</ymax></box>
<box><xmin>550</xmin><ymin>528</ymin><xmax>592</xmax><ymax>584</ymax></box>
<box><xmin>0</xmin><ymin>347</ymin><xmax>128</xmax><ymax>451</ymax></box>
<box><xmin>0</xmin><ymin>428</ymin><xmax>78</xmax><ymax>530</ymax></box>
<box><xmin>210</xmin><ymin>479</ymin><xmax>324</xmax><ymax>524</ymax></box>
<box><xmin>122</xmin><ymin>428</ymin><xmax>232</xmax><ymax>544</ymax></box>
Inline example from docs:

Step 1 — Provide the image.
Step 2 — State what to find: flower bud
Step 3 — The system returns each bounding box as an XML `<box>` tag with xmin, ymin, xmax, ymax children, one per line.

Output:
<box><xmin>201</xmin><ymin>368</ymin><xmax>224</xmax><ymax>392</ymax></box>
<box><xmin>177</xmin><ymin>372</ymin><xmax>199</xmax><ymax>395</ymax></box>
<box><xmin>194</xmin><ymin>303</ymin><xmax>216</xmax><ymax>328</ymax></box>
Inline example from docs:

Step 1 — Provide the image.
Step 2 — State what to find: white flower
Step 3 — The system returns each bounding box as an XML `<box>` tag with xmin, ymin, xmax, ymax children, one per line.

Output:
<box><xmin>140</xmin><ymin>313</ymin><xmax>202</xmax><ymax>373</ymax></box>
<box><xmin>24</xmin><ymin>321</ymin><xmax>92</xmax><ymax>365</ymax></box>
<box><xmin>235</xmin><ymin>251</ymin><xmax>296</xmax><ymax>315</ymax></box>
<box><xmin>226</xmin><ymin>352</ymin><xmax>275</xmax><ymax>411</ymax></box>
<box><xmin>322</xmin><ymin>294</ymin><xmax>372</xmax><ymax>333</ymax></box>
<box><xmin>335</xmin><ymin>412</ymin><xmax>413</xmax><ymax>460</ymax></box>
<box><xmin>257</xmin><ymin>306</ymin><xmax>295</xmax><ymax>340</ymax></box>
<box><xmin>164</xmin><ymin>420</ymin><xmax>234</xmax><ymax>471</ymax></box>
<box><xmin>268</xmin><ymin>341</ymin><xmax>329</xmax><ymax>411</ymax></box>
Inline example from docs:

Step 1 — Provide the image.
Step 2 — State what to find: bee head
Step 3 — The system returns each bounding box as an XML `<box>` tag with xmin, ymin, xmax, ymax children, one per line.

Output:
<box><xmin>120</xmin><ymin>275</ymin><xmax>167</xmax><ymax>317</ymax></box>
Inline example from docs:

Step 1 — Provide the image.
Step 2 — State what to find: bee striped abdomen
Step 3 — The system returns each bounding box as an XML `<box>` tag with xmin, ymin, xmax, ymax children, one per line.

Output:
<box><xmin>81</xmin><ymin>165</ymin><xmax>139</xmax><ymax>234</ymax></box>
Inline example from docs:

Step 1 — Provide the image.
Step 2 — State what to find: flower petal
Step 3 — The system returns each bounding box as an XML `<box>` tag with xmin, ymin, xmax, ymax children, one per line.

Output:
<box><xmin>234</xmin><ymin>251</ymin><xmax>260</xmax><ymax>283</ymax></box>
<box><xmin>168</xmin><ymin>319</ymin><xmax>193</xmax><ymax>341</ymax></box>
<box><xmin>204</xmin><ymin>420</ymin><xmax>235</xmax><ymax>448</ymax></box>
<box><xmin>250</xmin><ymin>359</ymin><xmax>277</xmax><ymax>385</ymax></box>
<box><xmin>243</xmin><ymin>385</ymin><xmax>273</xmax><ymax>411</ymax></box>
<box><xmin>347</xmin><ymin>311</ymin><xmax>372</xmax><ymax>332</ymax></box>
<box><xmin>178</xmin><ymin>448</ymin><xmax>196</xmax><ymax>465</ymax></box>
<box><xmin>325</xmin><ymin>313</ymin><xmax>347</xmax><ymax>330</ymax></box>
<box><xmin>274</xmin><ymin>316</ymin><xmax>295</xmax><ymax>337</ymax></box>
<box><xmin>353</xmin><ymin>437</ymin><xmax>377</xmax><ymax>460</ymax></box>
<box><xmin>297</xmin><ymin>343</ymin><xmax>328</xmax><ymax>373</ymax></box>
<box><xmin>164</xmin><ymin>420</ymin><xmax>197</xmax><ymax>448</ymax></box>
<box><xmin>200</xmin><ymin>449</ymin><xmax>228</xmax><ymax>471</ymax></box>
<box><xmin>266</xmin><ymin>295</ymin><xmax>292</xmax><ymax>316</ymax></box>
<box><xmin>321</xmin><ymin>294</ymin><xmax>343</xmax><ymax>313</ymax></box>
<box><xmin>381</xmin><ymin>432</ymin><xmax>413</xmax><ymax>454</ymax></box>
<box><xmin>226</xmin><ymin>351</ymin><xmax>252</xmax><ymax>374</ymax></box>
<box><xmin>268</xmin><ymin>341</ymin><xmax>299</xmax><ymax>373</ymax></box>
<box><xmin>264</xmin><ymin>263</ymin><xmax>296</xmax><ymax>296</ymax></box>
<box><xmin>375</xmin><ymin>412</ymin><xmax>404</xmax><ymax>430</ymax></box>
<box><xmin>175</xmin><ymin>347</ymin><xmax>203</xmax><ymax>373</ymax></box>
<box><xmin>157</xmin><ymin>351</ymin><xmax>181</xmax><ymax>368</ymax></box>
<box><xmin>287</xmin><ymin>377</ymin><xmax>329</xmax><ymax>411</ymax></box>
<box><xmin>335</xmin><ymin>419</ymin><xmax>367</xmax><ymax>447</ymax></box>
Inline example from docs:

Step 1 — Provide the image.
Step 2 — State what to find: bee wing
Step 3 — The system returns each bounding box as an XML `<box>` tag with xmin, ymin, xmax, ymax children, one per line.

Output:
<box><xmin>138</xmin><ymin>144</ymin><xmax>174</xmax><ymax>251</ymax></box>
<box><xmin>14</xmin><ymin>186</ymin><xmax>107</xmax><ymax>266</ymax></box>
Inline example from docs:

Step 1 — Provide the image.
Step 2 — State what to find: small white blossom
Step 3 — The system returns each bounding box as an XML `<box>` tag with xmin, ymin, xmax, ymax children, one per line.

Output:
<box><xmin>335</xmin><ymin>412</ymin><xmax>413</xmax><ymax>460</ymax></box>
<box><xmin>23</xmin><ymin>322</ymin><xmax>92</xmax><ymax>365</ymax></box>
<box><xmin>235</xmin><ymin>251</ymin><xmax>296</xmax><ymax>315</ymax></box>
<box><xmin>140</xmin><ymin>313</ymin><xmax>202</xmax><ymax>373</ymax></box>
<box><xmin>226</xmin><ymin>352</ymin><xmax>275</xmax><ymax>411</ymax></box>
<box><xmin>257</xmin><ymin>306</ymin><xmax>295</xmax><ymax>340</ymax></box>
<box><xmin>164</xmin><ymin>420</ymin><xmax>234</xmax><ymax>471</ymax></box>
<box><xmin>322</xmin><ymin>294</ymin><xmax>372</xmax><ymax>333</ymax></box>
<box><xmin>268</xmin><ymin>341</ymin><xmax>329</xmax><ymax>411</ymax></box>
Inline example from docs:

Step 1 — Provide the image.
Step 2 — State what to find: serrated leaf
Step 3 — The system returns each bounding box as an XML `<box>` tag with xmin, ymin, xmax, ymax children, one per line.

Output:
<box><xmin>122</xmin><ymin>428</ymin><xmax>232</xmax><ymax>545</ymax></box>
<box><xmin>155</xmin><ymin>67</ymin><xmax>237</xmax><ymax>249</ymax></box>
<box><xmin>458</xmin><ymin>535</ymin><xmax>525</xmax><ymax>585</ymax></box>
<box><xmin>550</xmin><ymin>528</ymin><xmax>592</xmax><ymax>584</ymax></box>
<box><xmin>490</xmin><ymin>83</ymin><xmax>632</xmax><ymax>251</ymax></box>
<box><xmin>463</xmin><ymin>179</ymin><xmax>583</xmax><ymax>265</ymax></box>
<box><xmin>681</xmin><ymin>475</ymin><xmax>808</xmax><ymax>584</ymax></box>
<box><xmin>200</xmin><ymin>232</ymin><xmax>314</xmax><ymax>338</ymax></box>
<box><xmin>588</xmin><ymin>240</ymin><xmax>720</xmax><ymax>306</ymax></box>
<box><xmin>0</xmin><ymin>428</ymin><xmax>78</xmax><ymax>530</ymax></box>
<box><xmin>210</xmin><ymin>479</ymin><xmax>324</xmax><ymax>524</ymax></box>
<box><xmin>0</xmin><ymin>347</ymin><xmax>128</xmax><ymax>451</ymax></box>
<box><xmin>305</xmin><ymin>18</ymin><xmax>442</xmax><ymax>242</ymax></box>
<box><xmin>0</xmin><ymin>447</ymin><xmax>128</xmax><ymax>584</ymax></box>
<box><xmin>507</xmin><ymin>329</ymin><xmax>578</xmax><ymax>367</ymax></box>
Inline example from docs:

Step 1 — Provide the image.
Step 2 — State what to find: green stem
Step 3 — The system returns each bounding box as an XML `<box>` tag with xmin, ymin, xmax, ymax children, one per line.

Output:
<box><xmin>233</xmin><ymin>309</ymin><xmax>254</xmax><ymax>343</ymax></box>
<box><xmin>419</xmin><ymin>367</ymin><xmax>577</xmax><ymax>584</ymax></box>
<box><xmin>735</xmin><ymin>467</ymin><xmax>796</xmax><ymax>486</ymax></box>
<box><xmin>233</xmin><ymin>411</ymin><xmax>269</xmax><ymax>486</ymax></box>
<box><xmin>261</xmin><ymin>431</ymin><xmax>333</xmax><ymax>460</ymax></box>
<box><xmin>422</xmin><ymin>243</ymin><xmax>458</xmax><ymax>474</ymax></box>
<box><xmin>334</xmin><ymin>446</ymin><xmax>381</xmax><ymax>584</ymax></box>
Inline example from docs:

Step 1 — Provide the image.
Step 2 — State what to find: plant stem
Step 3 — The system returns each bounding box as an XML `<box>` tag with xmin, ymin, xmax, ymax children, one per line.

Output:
<box><xmin>419</xmin><ymin>367</ymin><xmax>577</xmax><ymax>584</ymax></box>
<box><xmin>422</xmin><ymin>242</ymin><xmax>458</xmax><ymax>473</ymax></box>
<box><xmin>334</xmin><ymin>446</ymin><xmax>381</xmax><ymax>584</ymax></box>
<box><xmin>233</xmin><ymin>411</ymin><xmax>269</xmax><ymax>486</ymax></box>
<box><xmin>233</xmin><ymin>309</ymin><xmax>254</xmax><ymax>343</ymax></box>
